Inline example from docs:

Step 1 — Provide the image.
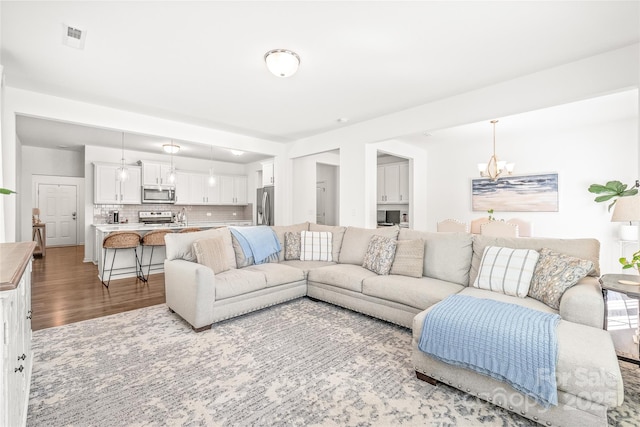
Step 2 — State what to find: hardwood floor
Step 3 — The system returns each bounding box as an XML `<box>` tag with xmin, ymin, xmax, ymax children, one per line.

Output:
<box><xmin>31</xmin><ymin>245</ymin><xmax>166</xmax><ymax>331</ymax></box>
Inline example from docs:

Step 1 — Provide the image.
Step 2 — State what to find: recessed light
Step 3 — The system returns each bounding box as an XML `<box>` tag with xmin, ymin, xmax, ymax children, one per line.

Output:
<box><xmin>229</xmin><ymin>149</ymin><xmax>244</xmax><ymax>156</ymax></box>
<box><xmin>423</xmin><ymin>132</ymin><xmax>432</xmax><ymax>137</ymax></box>
<box><xmin>337</xmin><ymin>118</ymin><xmax>349</xmax><ymax>123</ymax></box>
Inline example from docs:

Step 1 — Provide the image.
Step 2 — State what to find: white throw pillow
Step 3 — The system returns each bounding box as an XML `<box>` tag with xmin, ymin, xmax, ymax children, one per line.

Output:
<box><xmin>300</xmin><ymin>231</ymin><xmax>333</xmax><ymax>262</ymax></box>
<box><xmin>473</xmin><ymin>246</ymin><xmax>540</xmax><ymax>298</ymax></box>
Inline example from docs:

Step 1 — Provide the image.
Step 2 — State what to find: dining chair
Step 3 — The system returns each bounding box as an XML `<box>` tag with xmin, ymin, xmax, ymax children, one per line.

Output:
<box><xmin>436</xmin><ymin>219</ymin><xmax>468</xmax><ymax>232</ymax></box>
<box><xmin>470</xmin><ymin>217</ymin><xmax>491</xmax><ymax>234</ymax></box>
<box><xmin>480</xmin><ymin>221</ymin><xmax>519</xmax><ymax>237</ymax></box>
<box><xmin>506</xmin><ymin>218</ymin><xmax>533</xmax><ymax>237</ymax></box>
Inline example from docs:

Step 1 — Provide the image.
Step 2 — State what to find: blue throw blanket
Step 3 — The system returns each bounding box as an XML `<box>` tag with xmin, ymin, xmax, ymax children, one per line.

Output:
<box><xmin>418</xmin><ymin>295</ymin><xmax>561</xmax><ymax>407</ymax></box>
<box><xmin>229</xmin><ymin>226</ymin><xmax>281</xmax><ymax>264</ymax></box>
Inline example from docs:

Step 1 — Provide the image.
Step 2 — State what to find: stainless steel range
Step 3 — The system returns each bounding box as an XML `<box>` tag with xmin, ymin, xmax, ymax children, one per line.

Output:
<box><xmin>139</xmin><ymin>211</ymin><xmax>173</xmax><ymax>225</ymax></box>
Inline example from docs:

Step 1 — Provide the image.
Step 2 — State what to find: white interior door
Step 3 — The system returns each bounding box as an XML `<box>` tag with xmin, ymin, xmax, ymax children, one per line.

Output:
<box><xmin>316</xmin><ymin>182</ymin><xmax>326</xmax><ymax>225</ymax></box>
<box><xmin>38</xmin><ymin>184</ymin><xmax>77</xmax><ymax>247</ymax></box>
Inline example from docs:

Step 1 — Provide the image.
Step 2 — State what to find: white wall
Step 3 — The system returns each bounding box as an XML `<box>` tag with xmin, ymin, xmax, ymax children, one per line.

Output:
<box><xmin>291</xmin><ymin>151</ymin><xmax>340</xmax><ymax>224</ymax></box>
<box><xmin>424</xmin><ymin>115</ymin><xmax>638</xmax><ymax>274</ymax></box>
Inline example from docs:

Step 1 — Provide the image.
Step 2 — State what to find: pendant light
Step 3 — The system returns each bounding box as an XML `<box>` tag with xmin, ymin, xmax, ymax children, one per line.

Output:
<box><xmin>166</xmin><ymin>140</ymin><xmax>177</xmax><ymax>184</ymax></box>
<box><xmin>208</xmin><ymin>144</ymin><xmax>216</xmax><ymax>186</ymax></box>
<box><xmin>477</xmin><ymin>120</ymin><xmax>514</xmax><ymax>181</ymax></box>
<box><xmin>116</xmin><ymin>132</ymin><xmax>129</xmax><ymax>182</ymax></box>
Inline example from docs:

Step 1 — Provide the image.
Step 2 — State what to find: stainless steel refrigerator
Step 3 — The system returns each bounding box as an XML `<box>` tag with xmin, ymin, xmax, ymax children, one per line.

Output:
<box><xmin>256</xmin><ymin>186</ymin><xmax>274</xmax><ymax>225</ymax></box>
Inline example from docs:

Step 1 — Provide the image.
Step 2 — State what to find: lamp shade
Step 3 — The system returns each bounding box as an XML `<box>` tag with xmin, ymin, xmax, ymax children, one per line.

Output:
<box><xmin>611</xmin><ymin>196</ymin><xmax>640</xmax><ymax>222</ymax></box>
<box><xmin>32</xmin><ymin>208</ymin><xmax>40</xmax><ymax>216</ymax></box>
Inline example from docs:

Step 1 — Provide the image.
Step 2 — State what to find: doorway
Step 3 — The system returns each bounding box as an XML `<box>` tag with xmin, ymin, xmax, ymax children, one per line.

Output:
<box><xmin>316</xmin><ymin>163</ymin><xmax>339</xmax><ymax>226</ymax></box>
<box><xmin>37</xmin><ymin>183</ymin><xmax>78</xmax><ymax>246</ymax></box>
<box><xmin>316</xmin><ymin>182</ymin><xmax>326</xmax><ymax>225</ymax></box>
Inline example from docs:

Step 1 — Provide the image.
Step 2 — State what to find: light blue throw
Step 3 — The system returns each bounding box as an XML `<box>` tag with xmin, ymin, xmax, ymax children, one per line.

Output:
<box><xmin>418</xmin><ymin>294</ymin><xmax>561</xmax><ymax>407</ymax></box>
<box><xmin>229</xmin><ymin>226</ymin><xmax>281</xmax><ymax>264</ymax></box>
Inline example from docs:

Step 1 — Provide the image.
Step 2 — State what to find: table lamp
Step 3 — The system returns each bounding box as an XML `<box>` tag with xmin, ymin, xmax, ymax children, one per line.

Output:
<box><xmin>32</xmin><ymin>208</ymin><xmax>40</xmax><ymax>224</ymax></box>
<box><xmin>611</xmin><ymin>195</ymin><xmax>640</xmax><ymax>241</ymax></box>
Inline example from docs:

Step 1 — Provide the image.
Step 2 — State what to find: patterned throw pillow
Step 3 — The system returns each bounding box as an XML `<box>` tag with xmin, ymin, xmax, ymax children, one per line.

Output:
<box><xmin>389</xmin><ymin>239</ymin><xmax>424</xmax><ymax>278</ymax></box>
<box><xmin>528</xmin><ymin>248</ymin><xmax>594</xmax><ymax>309</ymax></box>
<box><xmin>362</xmin><ymin>235</ymin><xmax>398</xmax><ymax>275</ymax></box>
<box><xmin>473</xmin><ymin>246</ymin><xmax>540</xmax><ymax>298</ymax></box>
<box><xmin>300</xmin><ymin>231</ymin><xmax>333</xmax><ymax>262</ymax></box>
<box><xmin>284</xmin><ymin>231</ymin><xmax>301</xmax><ymax>260</ymax></box>
<box><xmin>192</xmin><ymin>236</ymin><xmax>231</xmax><ymax>274</ymax></box>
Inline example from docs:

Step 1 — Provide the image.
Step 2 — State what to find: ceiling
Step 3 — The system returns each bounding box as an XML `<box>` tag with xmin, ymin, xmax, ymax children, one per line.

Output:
<box><xmin>2</xmin><ymin>1</ymin><xmax>639</xmax><ymax>161</ymax></box>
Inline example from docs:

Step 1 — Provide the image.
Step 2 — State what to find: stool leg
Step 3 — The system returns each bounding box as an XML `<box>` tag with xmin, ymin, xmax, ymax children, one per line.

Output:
<box><xmin>136</xmin><ymin>245</ymin><xmax>145</xmax><ymax>282</ymax></box>
<box><xmin>144</xmin><ymin>246</ymin><xmax>155</xmax><ymax>282</ymax></box>
<box><xmin>101</xmin><ymin>248</ymin><xmax>117</xmax><ymax>288</ymax></box>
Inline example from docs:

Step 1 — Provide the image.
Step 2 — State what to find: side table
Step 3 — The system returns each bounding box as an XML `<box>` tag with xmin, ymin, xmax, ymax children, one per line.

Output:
<box><xmin>32</xmin><ymin>223</ymin><xmax>46</xmax><ymax>257</ymax></box>
<box><xmin>600</xmin><ymin>274</ymin><xmax>640</xmax><ymax>365</ymax></box>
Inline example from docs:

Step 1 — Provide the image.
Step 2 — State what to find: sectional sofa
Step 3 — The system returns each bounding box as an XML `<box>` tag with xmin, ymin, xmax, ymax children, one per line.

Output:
<box><xmin>163</xmin><ymin>222</ymin><xmax>622</xmax><ymax>427</ymax></box>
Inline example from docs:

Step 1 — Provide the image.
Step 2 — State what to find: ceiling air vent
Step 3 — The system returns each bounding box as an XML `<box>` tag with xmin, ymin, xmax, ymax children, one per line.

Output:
<box><xmin>62</xmin><ymin>24</ymin><xmax>86</xmax><ymax>49</ymax></box>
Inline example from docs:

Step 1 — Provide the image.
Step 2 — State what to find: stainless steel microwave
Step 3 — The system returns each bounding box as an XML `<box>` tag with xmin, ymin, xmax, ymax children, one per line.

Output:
<box><xmin>141</xmin><ymin>186</ymin><xmax>176</xmax><ymax>204</ymax></box>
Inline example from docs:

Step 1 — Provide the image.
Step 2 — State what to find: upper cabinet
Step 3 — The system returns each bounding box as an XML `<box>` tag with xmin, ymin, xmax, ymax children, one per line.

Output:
<box><xmin>94</xmin><ymin>163</ymin><xmax>141</xmax><ymax>204</ymax></box>
<box><xmin>175</xmin><ymin>172</ymin><xmax>221</xmax><ymax>205</ymax></box>
<box><xmin>262</xmin><ymin>161</ymin><xmax>274</xmax><ymax>186</ymax></box>
<box><xmin>220</xmin><ymin>175</ymin><xmax>248</xmax><ymax>205</ymax></box>
<box><xmin>377</xmin><ymin>162</ymin><xmax>409</xmax><ymax>204</ymax></box>
<box><xmin>140</xmin><ymin>161</ymin><xmax>172</xmax><ymax>186</ymax></box>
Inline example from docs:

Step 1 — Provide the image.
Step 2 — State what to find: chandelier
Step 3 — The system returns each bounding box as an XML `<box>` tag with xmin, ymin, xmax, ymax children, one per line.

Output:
<box><xmin>477</xmin><ymin>119</ymin><xmax>514</xmax><ymax>181</ymax></box>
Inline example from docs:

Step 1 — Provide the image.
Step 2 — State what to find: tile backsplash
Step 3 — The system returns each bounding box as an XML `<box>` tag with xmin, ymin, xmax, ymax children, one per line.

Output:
<box><xmin>93</xmin><ymin>204</ymin><xmax>253</xmax><ymax>224</ymax></box>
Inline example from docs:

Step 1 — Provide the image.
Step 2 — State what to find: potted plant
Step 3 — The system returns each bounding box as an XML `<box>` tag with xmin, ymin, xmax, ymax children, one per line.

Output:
<box><xmin>619</xmin><ymin>249</ymin><xmax>640</xmax><ymax>285</ymax></box>
<box><xmin>589</xmin><ymin>180</ymin><xmax>639</xmax><ymax>241</ymax></box>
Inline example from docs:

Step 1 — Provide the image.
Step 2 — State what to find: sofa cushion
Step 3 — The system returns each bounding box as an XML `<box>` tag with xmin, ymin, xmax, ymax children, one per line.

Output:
<box><xmin>362</xmin><ymin>235</ymin><xmax>397</xmax><ymax>275</ymax></box>
<box><xmin>363</xmin><ymin>275</ymin><xmax>464</xmax><ymax>310</ymax></box>
<box><xmin>300</xmin><ymin>231</ymin><xmax>333</xmax><ymax>261</ymax></box>
<box><xmin>284</xmin><ymin>231</ymin><xmax>301</xmax><ymax>260</ymax></box>
<box><xmin>214</xmin><ymin>269</ymin><xmax>267</xmax><ymax>300</ymax></box>
<box><xmin>339</xmin><ymin>226</ymin><xmax>399</xmax><ymax>265</ymax></box>
<box><xmin>165</xmin><ymin>227</ymin><xmax>237</xmax><ymax>269</ymax></box>
<box><xmin>390</xmin><ymin>239</ymin><xmax>424</xmax><ymax>278</ymax></box>
<box><xmin>271</xmin><ymin>223</ymin><xmax>310</xmax><ymax>261</ymax></box>
<box><xmin>528</xmin><ymin>248</ymin><xmax>594</xmax><ymax>310</ymax></box>
<box><xmin>307</xmin><ymin>264</ymin><xmax>378</xmax><ymax>292</ymax></box>
<box><xmin>470</xmin><ymin>234</ymin><xmax>599</xmax><ymax>285</ymax></box>
<box><xmin>231</xmin><ymin>233</ymin><xmax>254</xmax><ymax>267</ymax></box>
<box><xmin>279</xmin><ymin>260</ymin><xmax>336</xmax><ymax>277</ymax></box>
<box><xmin>309</xmin><ymin>223</ymin><xmax>347</xmax><ymax>262</ymax></box>
<box><xmin>245</xmin><ymin>263</ymin><xmax>305</xmax><ymax>287</ymax></box>
<box><xmin>473</xmin><ymin>246</ymin><xmax>540</xmax><ymax>298</ymax></box>
<box><xmin>192</xmin><ymin>236</ymin><xmax>231</xmax><ymax>274</ymax></box>
<box><xmin>398</xmin><ymin>229</ymin><xmax>472</xmax><ymax>286</ymax></box>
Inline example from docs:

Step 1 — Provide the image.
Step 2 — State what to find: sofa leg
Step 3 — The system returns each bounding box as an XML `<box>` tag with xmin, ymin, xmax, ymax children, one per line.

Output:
<box><xmin>416</xmin><ymin>371</ymin><xmax>439</xmax><ymax>386</ymax></box>
<box><xmin>192</xmin><ymin>324</ymin><xmax>212</xmax><ymax>333</ymax></box>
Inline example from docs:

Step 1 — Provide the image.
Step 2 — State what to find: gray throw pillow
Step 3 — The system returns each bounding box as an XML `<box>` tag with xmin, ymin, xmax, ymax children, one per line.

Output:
<box><xmin>284</xmin><ymin>231</ymin><xmax>301</xmax><ymax>260</ymax></box>
<box><xmin>390</xmin><ymin>239</ymin><xmax>424</xmax><ymax>278</ymax></box>
<box><xmin>362</xmin><ymin>235</ymin><xmax>397</xmax><ymax>275</ymax></box>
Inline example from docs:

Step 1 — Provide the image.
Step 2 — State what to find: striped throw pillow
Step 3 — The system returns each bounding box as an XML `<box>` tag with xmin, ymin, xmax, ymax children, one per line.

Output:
<box><xmin>473</xmin><ymin>246</ymin><xmax>540</xmax><ymax>298</ymax></box>
<box><xmin>300</xmin><ymin>231</ymin><xmax>333</xmax><ymax>262</ymax></box>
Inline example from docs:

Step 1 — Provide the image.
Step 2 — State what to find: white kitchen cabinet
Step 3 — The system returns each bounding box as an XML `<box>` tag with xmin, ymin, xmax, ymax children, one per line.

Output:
<box><xmin>94</xmin><ymin>163</ymin><xmax>141</xmax><ymax>204</ymax></box>
<box><xmin>0</xmin><ymin>242</ymin><xmax>34</xmax><ymax>427</ymax></box>
<box><xmin>377</xmin><ymin>162</ymin><xmax>409</xmax><ymax>204</ymax></box>
<box><xmin>175</xmin><ymin>172</ymin><xmax>220</xmax><ymax>205</ymax></box>
<box><xmin>262</xmin><ymin>161</ymin><xmax>275</xmax><ymax>186</ymax></box>
<box><xmin>220</xmin><ymin>175</ymin><xmax>248</xmax><ymax>205</ymax></box>
<box><xmin>141</xmin><ymin>161</ymin><xmax>172</xmax><ymax>186</ymax></box>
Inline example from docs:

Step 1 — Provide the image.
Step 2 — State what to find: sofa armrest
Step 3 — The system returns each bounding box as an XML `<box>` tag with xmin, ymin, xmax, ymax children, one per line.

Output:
<box><xmin>559</xmin><ymin>276</ymin><xmax>604</xmax><ymax>329</ymax></box>
<box><xmin>164</xmin><ymin>259</ymin><xmax>216</xmax><ymax>329</ymax></box>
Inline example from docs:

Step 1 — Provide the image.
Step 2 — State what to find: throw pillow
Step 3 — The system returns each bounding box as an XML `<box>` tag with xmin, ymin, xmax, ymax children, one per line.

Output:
<box><xmin>389</xmin><ymin>239</ymin><xmax>424</xmax><ymax>278</ymax></box>
<box><xmin>528</xmin><ymin>248</ymin><xmax>594</xmax><ymax>309</ymax></box>
<box><xmin>300</xmin><ymin>231</ymin><xmax>333</xmax><ymax>262</ymax></box>
<box><xmin>192</xmin><ymin>236</ymin><xmax>231</xmax><ymax>274</ymax></box>
<box><xmin>362</xmin><ymin>235</ymin><xmax>398</xmax><ymax>275</ymax></box>
<box><xmin>284</xmin><ymin>231</ymin><xmax>301</xmax><ymax>260</ymax></box>
<box><xmin>231</xmin><ymin>234</ymin><xmax>254</xmax><ymax>268</ymax></box>
<box><xmin>473</xmin><ymin>246</ymin><xmax>540</xmax><ymax>298</ymax></box>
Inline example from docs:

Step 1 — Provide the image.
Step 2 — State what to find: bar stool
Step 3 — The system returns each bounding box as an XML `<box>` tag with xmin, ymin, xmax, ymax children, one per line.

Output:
<box><xmin>138</xmin><ymin>229</ymin><xmax>172</xmax><ymax>282</ymax></box>
<box><xmin>179</xmin><ymin>227</ymin><xmax>202</xmax><ymax>233</ymax></box>
<box><xmin>101</xmin><ymin>231</ymin><xmax>142</xmax><ymax>288</ymax></box>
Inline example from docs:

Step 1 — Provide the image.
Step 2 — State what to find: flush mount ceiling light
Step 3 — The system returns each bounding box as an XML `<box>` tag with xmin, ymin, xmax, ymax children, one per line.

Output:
<box><xmin>229</xmin><ymin>149</ymin><xmax>244</xmax><ymax>156</ymax></box>
<box><xmin>477</xmin><ymin>120</ymin><xmax>514</xmax><ymax>182</ymax></box>
<box><xmin>162</xmin><ymin>142</ymin><xmax>180</xmax><ymax>154</ymax></box>
<box><xmin>264</xmin><ymin>49</ymin><xmax>300</xmax><ymax>78</ymax></box>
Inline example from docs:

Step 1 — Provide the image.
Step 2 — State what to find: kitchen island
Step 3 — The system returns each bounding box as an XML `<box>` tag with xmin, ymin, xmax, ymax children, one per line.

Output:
<box><xmin>93</xmin><ymin>221</ymin><xmax>252</xmax><ymax>281</ymax></box>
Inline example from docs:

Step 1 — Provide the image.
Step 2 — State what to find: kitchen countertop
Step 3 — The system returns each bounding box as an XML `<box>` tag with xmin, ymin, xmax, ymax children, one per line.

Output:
<box><xmin>93</xmin><ymin>221</ymin><xmax>252</xmax><ymax>232</ymax></box>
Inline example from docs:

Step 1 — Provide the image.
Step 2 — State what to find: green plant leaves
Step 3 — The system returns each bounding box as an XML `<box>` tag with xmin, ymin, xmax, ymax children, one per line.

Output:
<box><xmin>0</xmin><ymin>188</ymin><xmax>16</xmax><ymax>195</ymax></box>
<box><xmin>588</xmin><ymin>180</ymin><xmax>638</xmax><ymax>211</ymax></box>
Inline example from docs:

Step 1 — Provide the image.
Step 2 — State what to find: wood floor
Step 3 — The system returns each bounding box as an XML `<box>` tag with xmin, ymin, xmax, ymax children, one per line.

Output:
<box><xmin>31</xmin><ymin>245</ymin><xmax>166</xmax><ymax>331</ymax></box>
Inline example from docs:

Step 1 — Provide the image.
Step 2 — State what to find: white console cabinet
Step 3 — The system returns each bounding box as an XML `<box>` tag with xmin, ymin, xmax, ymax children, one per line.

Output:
<box><xmin>0</xmin><ymin>242</ymin><xmax>35</xmax><ymax>427</ymax></box>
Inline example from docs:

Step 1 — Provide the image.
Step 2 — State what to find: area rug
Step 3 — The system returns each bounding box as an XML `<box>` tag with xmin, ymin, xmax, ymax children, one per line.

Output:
<box><xmin>27</xmin><ymin>298</ymin><xmax>639</xmax><ymax>426</ymax></box>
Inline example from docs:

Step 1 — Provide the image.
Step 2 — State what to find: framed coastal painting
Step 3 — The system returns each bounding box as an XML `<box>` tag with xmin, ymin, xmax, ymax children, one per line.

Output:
<box><xmin>471</xmin><ymin>173</ymin><xmax>559</xmax><ymax>212</ymax></box>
